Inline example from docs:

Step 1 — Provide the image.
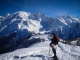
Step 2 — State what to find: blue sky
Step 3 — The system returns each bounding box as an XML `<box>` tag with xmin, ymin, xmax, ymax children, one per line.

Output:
<box><xmin>0</xmin><ymin>0</ymin><xmax>80</xmax><ymax>17</ymax></box>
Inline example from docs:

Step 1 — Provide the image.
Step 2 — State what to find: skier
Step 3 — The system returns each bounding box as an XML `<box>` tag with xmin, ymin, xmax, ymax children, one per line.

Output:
<box><xmin>49</xmin><ymin>33</ymin><xmax>59</xmax><ymax>59</ymax></box>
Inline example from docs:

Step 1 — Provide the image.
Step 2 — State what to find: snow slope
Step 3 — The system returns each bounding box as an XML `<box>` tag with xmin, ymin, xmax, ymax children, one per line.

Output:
<box><xmin>0</xmin><ymin>34</ymin><xmax>80</xmax><ymax>60</ymax></box>
<box><xmin>0</xmin><ymin>40</ymin><xmax>80</xmax><ymax>60</ymax></box>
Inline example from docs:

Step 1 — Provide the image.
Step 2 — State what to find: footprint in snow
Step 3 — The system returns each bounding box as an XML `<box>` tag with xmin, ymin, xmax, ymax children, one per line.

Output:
<box><xmin>14</xmin><ymin>54</ymin><xmax>46</xmax><ymax>60</ymax></box>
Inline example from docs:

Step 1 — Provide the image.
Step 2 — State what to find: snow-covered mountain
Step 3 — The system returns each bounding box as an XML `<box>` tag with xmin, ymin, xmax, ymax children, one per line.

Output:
<box><xmin>0</xmin><ymin>11</ymin><xmax>80</xmax><ymax>39</ymax></box>
<box><xmin>0</xmin><ymin>11</ymin><xmax>80</xmax><ymax>54</ymax></box>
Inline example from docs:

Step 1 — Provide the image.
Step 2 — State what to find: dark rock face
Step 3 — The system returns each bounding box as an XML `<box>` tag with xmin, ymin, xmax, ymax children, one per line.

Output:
<box><xmin>0</xmin><ymin>32</ymin><xmax>43</xmax><ymax>54</ymax></box>
<box><xmin>0</xmin><ymin>32</ymin><xmax>17</xmax><ymax>54</ymax></box>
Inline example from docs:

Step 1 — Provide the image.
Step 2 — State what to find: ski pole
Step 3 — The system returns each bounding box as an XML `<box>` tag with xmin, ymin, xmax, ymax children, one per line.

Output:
<box><xmin>49</xmin><ymin>46</ymin><xmax>50</xmax><ymax>56</ymax></box>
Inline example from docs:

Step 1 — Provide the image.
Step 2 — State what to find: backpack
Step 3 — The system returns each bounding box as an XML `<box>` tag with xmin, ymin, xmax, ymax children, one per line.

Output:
<box><xmin>55</xmin><ymin>36</ymin><xmax>59</xmax><ymax>44</ymax></box>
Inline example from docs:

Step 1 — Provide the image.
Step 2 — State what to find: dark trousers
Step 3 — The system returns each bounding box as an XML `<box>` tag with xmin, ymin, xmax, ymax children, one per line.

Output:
<box><xmin>52</xmin><ymin>48</ymin><xmax>56</xmax><ymax>56</ymax></box>
<box><xmin>50</xmin><ymin>43</ymin><xmax>57</xmax><ymax>57</ymax></box>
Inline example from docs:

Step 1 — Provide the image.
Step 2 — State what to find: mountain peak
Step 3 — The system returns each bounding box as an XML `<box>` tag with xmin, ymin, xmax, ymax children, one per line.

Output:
<box><xmin>13</xmin><ymin>11</ymin><xmax>31</xmax><ymax>19</ymax></box>
<box><xmin>54</xmin><ymin>15</ymin><xmax>72</xmax><ymax>19</ymax></box>
<box><xmin>34</xmin><ymin>12</ymin><xmax>41</xmax><ymax>15</ymax></box>
<box><xmin>4</xmin><ymin>13</ymin><xmax>10</xmax><ymax>17</ymax></box>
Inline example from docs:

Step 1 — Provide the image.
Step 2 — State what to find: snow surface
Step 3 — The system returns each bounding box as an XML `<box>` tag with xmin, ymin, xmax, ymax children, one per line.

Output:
<box><xmin>0</xmin><ymin>33</ymin><xmax>80</xmax><ymax>60</ymax></box>
<box><xmin>0</xmin><ymin>35</ymin><xmax>80</xmax><ymax>60</ymax></box>
<box><xmin>0</xmin><ymin>40</ymin><xmax>80</xmax><ymax>60</ymax></box>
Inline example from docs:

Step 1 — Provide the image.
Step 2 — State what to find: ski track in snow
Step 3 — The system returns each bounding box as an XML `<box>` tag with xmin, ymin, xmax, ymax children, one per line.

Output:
<box><xmin>57</xmin><ymin>43</ymin><xmax>80</xmax><ymax>60</ymax></box>
<box><xmin>0</xmin><ymin>41</ymin><xmax>80</xmax><ymax>60</ymax></box>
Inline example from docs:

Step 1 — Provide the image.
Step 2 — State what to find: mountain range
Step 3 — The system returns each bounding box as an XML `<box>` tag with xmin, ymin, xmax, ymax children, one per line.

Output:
<box><xmin>0</xmin><ymin>11</ymin><xmax>80</xmax><ymax>53</ymax></box>
<box><xmin>0</xmin><ymin>11</ymin><xmax>80</xmax><ymax>39</ymax></box>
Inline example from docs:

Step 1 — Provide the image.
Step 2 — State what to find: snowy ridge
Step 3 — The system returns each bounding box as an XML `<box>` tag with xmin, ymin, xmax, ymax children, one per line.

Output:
<box><xmin>0</xmin><ymin>41</ymin><xmax>80</xmax><ymax>60</ymax></box>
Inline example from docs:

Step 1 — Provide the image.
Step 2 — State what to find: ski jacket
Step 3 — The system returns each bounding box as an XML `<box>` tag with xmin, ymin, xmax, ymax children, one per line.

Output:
<box><xmin>51</xmin><ymin>36</ymin><xmax>59</xmax><ymax>44</ymax></box>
